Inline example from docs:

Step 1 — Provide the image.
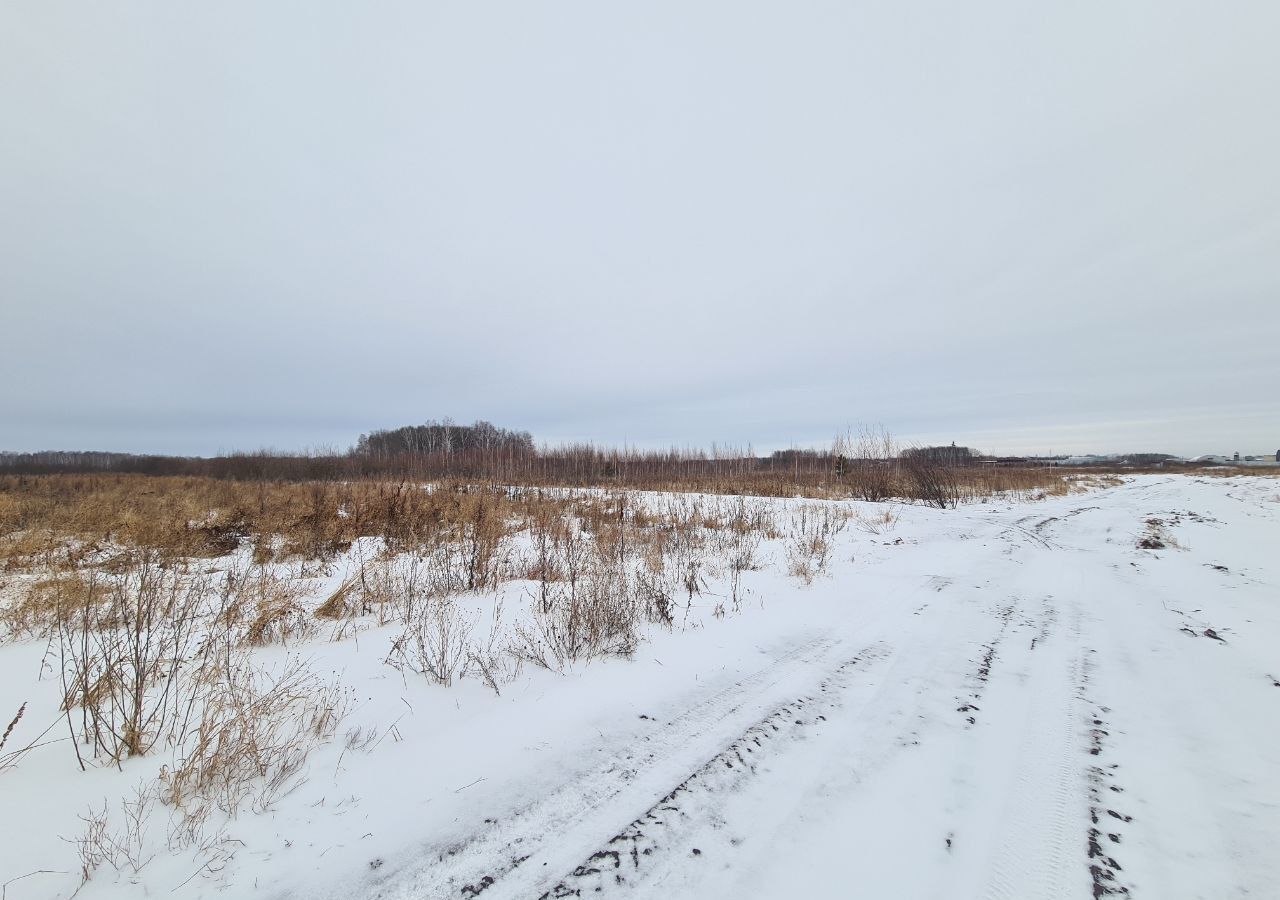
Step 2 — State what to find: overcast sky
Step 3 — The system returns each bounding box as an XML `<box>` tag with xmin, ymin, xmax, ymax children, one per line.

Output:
<box><xmin>2</xmin><ymin>1</ymin><xmax>1278</xmax><ymax>457</ymax></box>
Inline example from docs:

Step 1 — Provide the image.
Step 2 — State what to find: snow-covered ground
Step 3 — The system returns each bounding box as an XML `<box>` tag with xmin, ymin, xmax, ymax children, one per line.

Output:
<box><xmin>2</xmin><ymin>474</ymin><xmax>1278</xmax><ymax>899</ymax></box>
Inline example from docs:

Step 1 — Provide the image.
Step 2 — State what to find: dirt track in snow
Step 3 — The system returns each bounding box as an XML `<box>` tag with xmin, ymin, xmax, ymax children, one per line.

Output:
<box><xmin>354</xmin><ymin>476</ymin><xmax>1279</xmax><ymax>900</ymax></box>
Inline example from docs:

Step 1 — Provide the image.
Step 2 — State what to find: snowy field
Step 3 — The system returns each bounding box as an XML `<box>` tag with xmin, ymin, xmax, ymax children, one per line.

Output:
<box><xmin>1</xmin><ymin>474</ymin><xmax>1278</xmax><ymax>899</ymax></box>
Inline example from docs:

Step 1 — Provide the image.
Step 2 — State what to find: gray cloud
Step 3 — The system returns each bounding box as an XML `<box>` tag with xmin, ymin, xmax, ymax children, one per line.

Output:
<box><xmin>3</xmin><ymin>1</ymin><xmax>1278</xmax><ymax>457</ymax></box>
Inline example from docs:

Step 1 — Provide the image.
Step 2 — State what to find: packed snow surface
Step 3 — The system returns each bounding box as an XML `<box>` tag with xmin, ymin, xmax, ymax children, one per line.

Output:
<box><xmin>2</xmin><ymin>474</ymin><xmax>1278</xmax><ymax>899</ymax></box>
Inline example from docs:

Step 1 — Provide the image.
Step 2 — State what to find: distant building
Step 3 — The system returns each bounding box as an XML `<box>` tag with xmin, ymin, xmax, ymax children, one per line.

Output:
<box><xmin>978</xmin><ymin>456</ymin><xmax>1038</xmax><ymax>467</ymax></box>
<box><xmin>1190</xmin><ymin>452</ymin><xmax>1280</xmax><ymax>467</ymax></box>
<box><xmin>1240</xmin><ymin>451</ymin><xmax>1280</xmax><ymax>467</ymax></box>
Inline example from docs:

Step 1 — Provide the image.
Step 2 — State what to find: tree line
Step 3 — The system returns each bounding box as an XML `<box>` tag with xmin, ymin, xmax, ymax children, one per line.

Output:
<box><xmin>0</xmin><ymin>421</ymin><xmax>1025</xmax><ymax>494</ymax></box>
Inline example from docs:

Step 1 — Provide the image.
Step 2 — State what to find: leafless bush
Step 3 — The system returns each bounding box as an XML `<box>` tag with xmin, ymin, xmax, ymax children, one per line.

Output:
<box><xmin>463</xmin><ymin>602</ymin><xmax>520</xmax><ymax>696</ymax></box>
<box><xmin>902</xmin><ymin>454</ymin><xmax>963</xmax><ymax>509</ymax></box>
<box><xmin>513</xmin><ymin>562</ymin><xmax>640</xmax><ymax>670</ymax></box>
<box><xmin>328</xmin><ymin>552</ymin><xmax>450</xmax><ymax>640</ymax></box>
<box><xmin>726</xmin><ymin>530</ymin><xmax>762</xmax><ymax>612</ymax></box>
<box><xmin>834</xmin><ymin>426</ymin><xmax>899</xmax><ymax>502</ymax></box>
<box><xmin>635</xmin><ymin>570</ymin><xmax>676</xmax><ymax>627</ymax></box>
<box><xmin>387</xmin><ymin>593</ymin><xmax>476</xmax><ymax>687</ymax></box>
<box><xmin>58</xmin><ymin>560</ymin><xmax>212</xmax><ymax>762</ymax></box>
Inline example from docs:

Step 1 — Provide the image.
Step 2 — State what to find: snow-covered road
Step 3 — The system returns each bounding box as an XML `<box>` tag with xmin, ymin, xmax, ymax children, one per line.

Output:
<box><xmin>339</xmin><ymin>475</ymin><xmax>1279</xmax><ymax>900</ymax></box>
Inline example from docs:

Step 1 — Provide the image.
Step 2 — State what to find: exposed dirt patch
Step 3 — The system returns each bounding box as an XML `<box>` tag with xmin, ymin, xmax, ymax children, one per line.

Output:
<box><xmin>956</xmin><ymin>603</ymin><xmax>1015</xmax><ymax>726</ymax></box>
<box><xmin>1138</xmin><ymin>509</ymin><xmax>1218</xmax><ymax>551</ymax></box>
<box><xmin>1178</xmin><ymin>625</ymin><xmax>1228</xmax><ymax>643</ymax></box>
<box><xmin>1080</xmin><ymin>661</ymin><xmax>1133</xmax><ymax>898</ymax></box>
<box><xmin>1029</xmin><ymin>598</ymin><xmax>1056</xmax><ymax>650</ymax></box>
<box><xmin>1033</xmin><ymin>506</ymin><xmax>1099</xmax><ymax>534</ymax></box>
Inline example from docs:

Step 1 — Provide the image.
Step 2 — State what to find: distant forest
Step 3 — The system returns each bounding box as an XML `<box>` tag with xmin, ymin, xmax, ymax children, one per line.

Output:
<box><xmin>355</xmin><ymin>420</ymin><xmax>535</xmax><ymax>458</ymax></box>
<box><xmin>0</xmin><ymin>418</ymin><xmax>1187</xmax><ymax>487</ymax></box>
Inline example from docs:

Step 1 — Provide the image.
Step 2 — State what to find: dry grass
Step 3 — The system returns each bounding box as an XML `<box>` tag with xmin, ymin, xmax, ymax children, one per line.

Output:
<box><xmin>314</xmin><ymin>577</ymin><xmax>359</xmax><ymax>620</ymax></box>
<box><xmin>238</xmin><ymin>570</ymin><xmax>315</xmax><ymax>646</ymax></box>
<box><xmin>64</xmin><ymin>649</ymin><xmax>349</xmax><ymax>886</ymax></box>
<box><xmin>852</xmin><ymin>506</ymin><xmax>900</xmax><ymax>535</ymax></box>
<box><xmin>0</xmin><ymin>701</ymin><xmax>27</xmax><ymax>775</ymax></box>
<box><xmin>784</xmin><ymin>504</ymin><xmax>851</xmax><ymax>584</ymax></box>
<box><xmin>0</xmin><ymin>467</ymin><xmax>1072</xmax><ymax>569</ymax></box>
<box><xmin>160</xmin><ymin>654</ymin><xmax>350</xmax><ymax>818</ymax></box>
<box><xmin>0</xmin><ymin>472</ymin><xmax>1093</xmax><ymax>687</ymax></box>
<box><xmin>0</xmin><ymin>573</ymin><xmax>99</xmax><ymax>639</ymax></box>
<box><xmin>43</xmin><ymin>551</ymin><xmax>352</xmax><ymax>887</ymax></box>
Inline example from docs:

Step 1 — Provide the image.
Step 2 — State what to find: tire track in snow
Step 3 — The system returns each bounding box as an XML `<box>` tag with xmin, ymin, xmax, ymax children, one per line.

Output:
<box><xmin>979</xmin><ymin>597</ymin><xmax>1087</xmax><ymax>900</ymax></box>
<box><xmin>566</xmin><ymin>583</ymin><xmax>1002</xmax><ymax>900</ymax></box>
<box><xmin>536</xmin><ymin>645</ymin><xmax>891</xmax><ymax>898</ymax></box>
<box><xmin>366</xmin><ymin>636</ymin><xmax>861</xmax><ymax>900</ymax></box>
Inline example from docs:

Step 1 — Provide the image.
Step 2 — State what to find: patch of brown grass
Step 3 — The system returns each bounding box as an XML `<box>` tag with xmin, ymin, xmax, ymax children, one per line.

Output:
<box><xmin>314</xmin><ymin>578</ymin><xmax>359</xmax><ymax>620</ymax></box>
<box><xmin>0</xmin><ymin>573</ymin><xmax>99</xmax><ymax>638</ymax></box>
